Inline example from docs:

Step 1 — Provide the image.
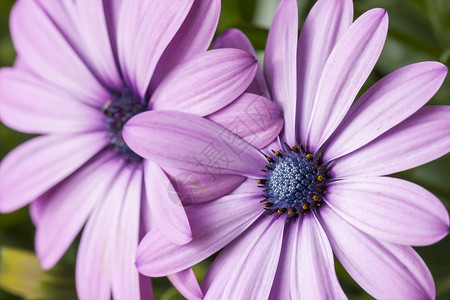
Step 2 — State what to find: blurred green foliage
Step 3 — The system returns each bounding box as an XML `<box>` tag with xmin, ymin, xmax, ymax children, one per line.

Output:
<box><xmin>0</xmin><ymin>0</ymin><xmax>450</xmax><ymax>299</ymax></box>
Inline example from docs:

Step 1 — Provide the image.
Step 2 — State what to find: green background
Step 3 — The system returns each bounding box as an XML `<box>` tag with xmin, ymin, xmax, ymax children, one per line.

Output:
<box><xmin>0</xmin><ymin>0</ymin><xmax>449</xmax><ymax>299</ymax></box>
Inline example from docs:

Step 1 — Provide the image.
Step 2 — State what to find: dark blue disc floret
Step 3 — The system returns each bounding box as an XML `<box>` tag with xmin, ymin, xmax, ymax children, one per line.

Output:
<box><xmin>259</xmin><ymin>143</ymin><xmax>328</xmax><ymax>221</ymax></box>
<box><xmin>102</xmin><ymin>91</ymin><xmax>146</xmax><ymax>163</ymax></box>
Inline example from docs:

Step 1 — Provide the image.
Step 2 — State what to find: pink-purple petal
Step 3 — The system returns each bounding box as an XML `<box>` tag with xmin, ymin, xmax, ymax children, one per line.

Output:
<box><xmin>203</xmin><ymin>218</ymin><xmax>284</xmax><ymax>300</ymax></box>
<box><xmin>306</xmin><ymin>8</ymin><xmax>389</xmax><ymax>152</ymax></box>
<box><xmin>136</xmin><ymin>179</ymin><xmax>263</xmax><ymax>276</ymax></box>
<box><xmin>111</xmin><ymin>167</ymin><xmax>143</xmax><ymax>300</ymax></box>
<box><xmin>331</xmin><ymin>105</ymin><xmax>450</xmax><ymax>178</ymax></box>
<box><xmin>75</xmin><ymin>0</ymin><xmax>123</xmax><ymax>90</ymax></box>
<box><xmin>117</xmin><ymin>0</ymin><xmax>193</xmax><ymax>97</ymax></box>
<box><xmin>144</xmin><ymin>160</ymin><xmax>192</xmax><ymax>245</ymax></box>
<box><xmin>325</xmin><ymin>177</ymin><xmax>449</xmax><ymax>246</ymax></box>
<box><xmin>207</xmin><ymin>93</ymin><xmax>284</xmax><ymax>149</ymax></box>
<box><xmin>213</xmin><ymin>29</ymin><xmax>270</xmax><ymax>98</ymax></box>
<box><xmin>163</xmin><ymin>166</ymin><xmax>245</xmax><ymax>205</ymax></box>
<box><xmin>123</xmin><ymin>111</ymin><xmax>266</xmax><ymax>178</ymax></box>
<box><xmin>150</xmin><ymin>0</ymin><xmax>221</xmax><ymax>90</ymax></box>
<box><xmin>264</xmin><ymin>0</ymin><xmax>298</xmax><ymax>146</ymax></box>
<box><xmin>150</xmin><ymin>49</ymin><xmax>258</xmax><ymax>116</ymax></box>
<box><xmin>297</xmin><ymin>0</ymin><xmax>353</xmax><ymax>144</ymax></box>
<box><xmin>318</xmin><ymin>204</ymin><xmax>435</xmax><ymax>300</ymax></box>
<box><xmin>0</xmin><ymin>69</ymin><xmax>104</xmax><ymax>134</ymax></box>
<box><xmin>0</xmin><ymin>133</ymin><xmax>108</xmax><ymax>213</ymax></box>
<box><xmin>323</xmin><ymin>61</ymin><xmax>448</xmax><ymax>161</ymax></box>
<box><xmin>76</xmin><ymin>166</ymin><xmax>135</xmax><ymax>300</ymax></box>
<box><xmin>35</xmin><ymin>152</ymin><xmax>123</xmax><ymax>270</ymax></box>
<box><xmin>10</xmin><ymin>0</ymin><xmax>109</xmax><ymax>107</ymax></box>
<box><xmin>168</xmin><ymin>268</ymin><xmax>203</xmax><ymax>300</ymax></box>
<box><xmin>290</xmin><ymin>214</ymin><xmax>346</xmax><ymax>299</ymax></box>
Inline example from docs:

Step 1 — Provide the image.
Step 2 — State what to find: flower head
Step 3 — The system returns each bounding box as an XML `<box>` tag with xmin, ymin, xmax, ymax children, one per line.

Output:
<box><xmin>126</xmin><ymin>0</ymin><xmax>450</xmax><ymax>298</ymax></box>
<box><xmin>0</xmin><ymin>0</ymin><xmax>271</xmax><ymax>298</ymax></box>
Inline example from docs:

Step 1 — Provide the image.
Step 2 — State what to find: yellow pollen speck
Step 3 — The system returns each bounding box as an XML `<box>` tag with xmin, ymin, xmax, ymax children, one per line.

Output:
<box><xmin>302</xmin><ymin>204</ymin><xmax>308</xmax><ymax>210</ymax></box>
<box><xmin>288</xmin><ymin>209</ymin><xmax>295</xmax><ymax>215</ymax></box>
<box><xmin>317</xmin><ymin>175</ymin><xmax>323</xmax><ymax>182</ymax></box>
<box><xmin>306</xmin><ymin>154</ymin><xmax>313</xmax><ymax>160</ymax></box>
<box><xmin>313</xmin><ymin>195</ymin><xmax>319</xmax><ymax>201</ymax></box>
<box><xmin>277</xmin><ymin>209</ymin><xmax>283</xmax><ymax>214</ymax></box>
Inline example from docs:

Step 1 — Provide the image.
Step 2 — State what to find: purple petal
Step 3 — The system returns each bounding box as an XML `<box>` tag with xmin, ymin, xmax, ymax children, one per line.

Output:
<box><xmin>144</xmin><ymin>160</ymin><xmax>192</xmax><ymax>245</ymax></box>
<box><xmin>76</xmin><ymin>166</ymin><xmax>142</xmax><ymax>300</ymax></box>
<box><xmin>136</xmin><ymin>179</ymin><xmax>262</xmax><ymax>276</ymax></box>
<box><xmin>150</xmin><ymin>49</ymin><xmax>258</xmax><ymax>116</ymax></box>
<box><xmin>323</xmin><ymin>62</ymin><xmax>448</xmax><ymax>161</ymax></box>
<box><xmin>150</xmin><ymin>0</ymin><xmax>221</xmax><ymax>90</ymax></box>
<box><xmin>0</xmin><ymin>69</ymin><xmax>104</xmax><ymax>134</ymax></box>
<box><xmin>117</xmin><ymin>0</ymin><xmax>193</xmax><ymax>97</ymax></box>
<box><xmin>168</xmin><ymin>268</ymin><xmax>203</xmax><ymax>300</ymax></box>
<box><xmin>123</xmin><ymin>111</ymin><xmax>266</xmax><ymax>178</ymax></box>
<box><xmin>10</xmin><ymin>0</ymin><xmax>109</xmax><ymax>107</ymax></box>
<box><xmin>203</xmin><ymin>218</ymin><xmax>284</xmax><ymax>299</ymax></box>
<box><xmin>331</xmin><ymin>105</ymin><xmax>450</xmax><ymax>178</ymax></box>
<box><xmin>297</xmin><ymin>0</ymin><xmax>353</xmax><ymax>144</ymax></box>
<box><xmin>325</xmin><ymin>177</ymin><xmax>449</xmax><ymax>246</ymax></box>
<box><xmin>75</xmin><ymin>0</ymin><xmax>123</xmax><ymax>90</ymax></box>
<box><xmin>267</xmin><ymin>221</ymin><xmax>293</xmax><ymax>300</ymax></box>
<box><xmin>306</xmin><ymin>9</ymin><xmax>389</xmax><ymax>152</ymax></box>
<box><xmin>207</xmin><ymin>93</ymin><xmax>284</xmax><ymax>149</ymax></box>
<box><xmin>213</xmin><ymin>29</ymin><xmax>270</xmax><ymax>98</ymax></box>
<box><xmin>264</xmin><ymin>0</ymin><xmax>298</xmax><ymax>146</ymax></box>
<box><xmin>35</xmin><ymin>152</ymin><xmax>123</xmax><ymax>269</ymax></box>
<box><xmin>163</xmin><ymin>166</ymin><xmax>245</xmax><ymax>205</ymax></box>
<box><xmin>0</xmin><ymin>133</ymin><xmax>108</xmax><ymax>213</ymax></box>
<box><xmin>318</xmin><ymin>204</ymin><xmax>435</xmax><ymax>300</ymax></box>
<box><xmin>290</xmin><ymin>214</ymin><xmax>346</xmax><ymax>298</ymax></box>
<box><xmin>110</xmin><ymin>168</ymin><xmax>143</xmax><ymax>300</ymax></box>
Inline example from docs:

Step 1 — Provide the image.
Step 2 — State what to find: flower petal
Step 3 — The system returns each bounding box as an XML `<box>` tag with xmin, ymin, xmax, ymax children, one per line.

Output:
<box><xmin>10</xmin><ymin>0</ymin><xmax>109</xmax><ymax>107</ymax></box>
<box><xmin>75</xmin><ymin>0</ymin><xmax>123</xmax><ymax>90</ymax></box>
<box><xmin>150</xmin><ymin>0</ymin><xmax>221</xmax><ymax>90</ymax></box>
<box><xmin>76</xmin><ymin>166</ymin><xmax>143</xmax><ymax>300</ymax></box>
<box><xmin>264</xmin><ymin>0</ymin><xmax>298</xmax><ymax>146</ymax></box>
<box><xmin>35</xmin><ymin>152</ymin><xmax>123</xmax><ymax>269</ymax></box>
<box><xmin>324</xmin><ymin>177</ymin><xmax>449</xmax><ymax>246</ymax></box>
<box><xmin>123</xmin><ymin>111</ymin><xmax>266</xmax><ymax>178</ymax></box>
<box><xmin>0</xmin><ymin>132</ymin><xmax>108</xmax><ymax>213</ymax></box>
<box><xmin>117</xmin><ymin>0</ymin><xmax>193</xmax><ymax>97</ymax></box>
<box><xmin>168</xmin><ymin>268</ymin><xmax>203</xmax><ymax>300</ymax></box>
<box><xmin>289</xmin><ymin>214</ymin><xmax>346</xmax><ymax>299</ymax></box>
<box><xmin>318</xmin><ymin>204</ymin><xmax>435</xmax><ymax>300</ymax></box>
<box><xmin>331</xmin><ymin>105</ymin><xmax>450</xmax><ymax>178</ymax></box>
<box><xmin>213</xmin><ymin>29</ymin><xmax>270</xmax><ymax>98</ymax></box>
<box><xmin>150</xmin><ymin>49</ymin><xmax>258</xmax><ymax>116</ymax></box>
<box><xmin>0</xmin><ymin>69</ymin><xmax>104</xmax><ymax>134</ymax></box>
<box><xmin>144</xmin><ymin>160</ymin><xmax>192</xmax><ymax>245</ymax></box>
<box><xmin>75</xmin><ymin>166</ymin><xmax>132</xmax><ymax>300</ymax></box>
<box><xmin>207</xmin><ymin>93</ymin><xmax>284</xmax><ymax>149</ymax></box>
<box><xmin>111</xmin><ymin>168</ymin><xmax>143</xmax><ymax>300</ymax></box>
<box><xmin>136</xmin><ymin>179</ymin><xmax>262</xmax><ymax>276</ymax></box>
<box><xmin>203</xmin><ymin>218</ymin><xmax>284</xmax><ymax>300</ymax></box>
<box><xmin>323</xmin><ymin>62</ymin><xmax>448</xmax><ymax>161</ymax></box>
<box><xmin>163</xmin><ymin>166</ymin><xmax>245</xmax><ymax>205</ymax></box>
<box><xmin>306</xmin><ymin>9</ymin><xmax>388</xmax><ymax>152</ymax></box>
<box><xmin>297</xmin><ymin>0</ymin><xmax>353</xmax><ymax>144</ymax></box>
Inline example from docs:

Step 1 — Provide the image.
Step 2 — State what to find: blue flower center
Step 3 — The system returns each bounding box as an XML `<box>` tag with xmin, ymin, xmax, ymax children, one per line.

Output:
<box><xmin>259</xmin><ymin>144</ymin><xmax>327</xmax><ymax>221</ymax></box>
<box><xmin>103</xmin><ymin>92</ymin><xmax>146</xmax><ymax>163</ymax></box>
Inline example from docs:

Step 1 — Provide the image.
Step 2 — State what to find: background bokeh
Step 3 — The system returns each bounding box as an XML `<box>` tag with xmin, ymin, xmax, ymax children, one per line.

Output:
<box><xmin>0</xmin><ymin>0</ymin><xmax>449</xmax><ymax>299</ymax></box>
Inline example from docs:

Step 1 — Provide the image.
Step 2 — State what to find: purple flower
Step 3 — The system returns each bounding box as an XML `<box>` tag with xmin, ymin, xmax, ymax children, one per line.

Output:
<box><xmin>0</xmin><ymin>0</ymin><xmax>276</xmax><ymax>299</ymax></box>
<box><xmin>125</xmin><ymin>0</ymin><xmax>450</xmax><ymax>298</ymax></box>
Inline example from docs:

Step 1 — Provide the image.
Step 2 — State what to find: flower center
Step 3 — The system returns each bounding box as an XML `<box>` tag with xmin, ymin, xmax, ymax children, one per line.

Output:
<box><xmin>103</xmin><ymin>91</ymin><xmax>146</xmax><ymax>163</ymax></box>
<box><xmin>259</xmin><ymin>144</ymin><xmax>327</xmax><ymax>221</ymax></box>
